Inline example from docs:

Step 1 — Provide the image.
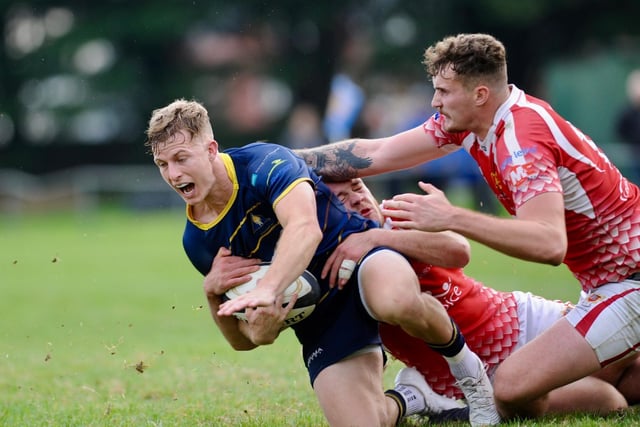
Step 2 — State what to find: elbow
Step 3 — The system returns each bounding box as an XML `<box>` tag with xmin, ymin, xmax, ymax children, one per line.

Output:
<box><xmin>308</xmin><ymin>224</ymin><xmax>323</xmax><ymax>248</ymax></box>
<box><xmin>230</xmin><ymin>341</ymin><xmax>258</xmax><ymax>351</ymax></box>
<box><xmin>438</xmin><ymin>232</ymin><xmax>471</xmax><ymax>268</ymax></box>
<box><xmin>252</xmin><ymin>335</ymin><xmax>276</xmax><ymax>346</ymax></box>
<box><xmin>232</xmin><ymin>333</ymin><xmax>276</xmax><ymax>348</ymax></box>
<box><xmin>544</xmin><ymin>251</ymin><xmax>565</xmax><ymax>266</ymax></box>
<box><xmin>452</xmin><ymin>239</ymin><xmax>471</xmax><ymax>267</ymax></box>
<box><xmin>537</xmin><ymin>241</ymin><xmax>566</xmax><ymax>266</ymax></box>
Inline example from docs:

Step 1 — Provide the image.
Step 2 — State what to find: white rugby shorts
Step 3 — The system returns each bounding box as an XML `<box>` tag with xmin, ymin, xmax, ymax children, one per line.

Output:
<box><xmin>512</xmin><ymin>290</ymin><xmax>573</xmax><ymax>351</ymax></box>
<box><xmin>565</xmin><ymin>280</ymin><xmax>640</xmax><ymax>366</ymax></box>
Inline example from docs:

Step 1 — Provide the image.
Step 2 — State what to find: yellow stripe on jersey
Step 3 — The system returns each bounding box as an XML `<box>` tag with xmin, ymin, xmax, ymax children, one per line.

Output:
<box><xmin>186</xmin><ymin>153</ymin><xmax>239</xmax><ymax>230</ymax></box>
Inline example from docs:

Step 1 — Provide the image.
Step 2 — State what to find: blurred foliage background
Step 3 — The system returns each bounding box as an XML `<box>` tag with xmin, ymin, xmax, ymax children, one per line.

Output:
<box><xmin>1</xmin><ymin>0</ymin><xmax>640</xmax><ymax>210</ymax></box>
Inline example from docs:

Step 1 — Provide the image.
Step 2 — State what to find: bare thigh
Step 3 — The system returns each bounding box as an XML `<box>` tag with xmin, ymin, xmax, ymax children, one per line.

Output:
<box><xmin>494</xmin><ymin>318</ymin><xmax>601</xmax><ymax>403</ymax></box>
<box><xmin>313</xmin><ymin>349</ymin><xmax>397</xmax><ymax>427</ymax></box>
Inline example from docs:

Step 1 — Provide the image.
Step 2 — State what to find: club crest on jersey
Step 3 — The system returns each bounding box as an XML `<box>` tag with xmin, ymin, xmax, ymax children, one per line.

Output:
<box><xmin>586</xmin><ymin>293</ymin><xmax>603</xmax><ymax>304</ymax></box>
<box><xmin>250</xmin><ymin>213</ymin><xmax>273</xmax><ymax>233</ymax></box>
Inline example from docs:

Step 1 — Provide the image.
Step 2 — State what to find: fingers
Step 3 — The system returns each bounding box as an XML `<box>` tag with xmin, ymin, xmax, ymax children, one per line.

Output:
<box><xmin>380</xmin><ymin>202</ymin><xmax>412</xmax><ymax>222</ymax></box>
<box><xmin>323</xmin><ymin>251</ymin><xmax>344</xmax><ymax>288</ymax></box>
<box><xmin>336</xmin><ymin>259</ymin><xmax>356</xmax><ymax>289</ymax></box>
<box><xmin>387</xmin><ymin>218</ymin><xmax>414</xmax><ymax>229</ymax></box>
<box><xmin>218</xmin><ymin>294</ymin><xmax>272</xmax><ymax>316</ymax></box>
<box><xmin>386</xmin><ymin>182</ymin><xmax>439</xmax><ymax>203</ymax></box>
<box><xmin>338</xmin><ymin>259</ymin><xmax>356</xmax><ymax>280</ymax></box>
<box><xmin>282</xmin><ymin>292</ymin><xmax>298</xmax><ymax>316</ymax></box>
<box><xmin>322</xmin><ymin>251</ymin><xmax>338</xmax><ymax>280</ymax></box>
<box><xmin>216</xmin><ymin>246</ymin><xmax>232</xmax><ymax>257</ymax></box>
<box><xmin>418</xmin><ymin>181</ymin><xmax>442</xmax><ymax>195</ymax></box>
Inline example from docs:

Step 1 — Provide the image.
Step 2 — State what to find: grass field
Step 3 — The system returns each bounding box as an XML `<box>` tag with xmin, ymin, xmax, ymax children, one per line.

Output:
<box><xmin>1</xmin><ymin>209</ymin><xmax>638</xmax><ymax>426</ymax></box>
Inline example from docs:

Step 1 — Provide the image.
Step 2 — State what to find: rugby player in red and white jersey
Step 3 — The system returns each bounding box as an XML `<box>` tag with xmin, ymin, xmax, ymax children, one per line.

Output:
<box><xmin>324</xmin><ymin>178</ymin><xmax>630</xmax><ymax>421</ymax></box>
<box><xmin>296</xmin><ymin>33</ymin><xmax>640</xmax><ymax>420</ymax></box>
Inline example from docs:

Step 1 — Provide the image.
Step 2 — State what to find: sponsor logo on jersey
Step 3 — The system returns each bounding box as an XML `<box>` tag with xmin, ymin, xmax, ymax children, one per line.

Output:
<box><xmin>500</xmin><ymin>147</ymin><xmax>537</xmax><ymax>171</ymax></box>
<box><xmin>504</xmin><ymin>163</ymin><xmax>539</xmax><ymax>187</ymax></box>
<box><xmin>426</xmin><ymin>276</ymin><xmax>462</xmax><ymax>310</ymax></box>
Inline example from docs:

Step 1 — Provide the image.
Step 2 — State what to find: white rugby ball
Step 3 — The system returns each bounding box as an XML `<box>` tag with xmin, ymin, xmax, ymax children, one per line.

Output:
<box><xmin>223</xmin><ymin>263</ymin><xmax>321</xmax><ymax>327</ymax></box>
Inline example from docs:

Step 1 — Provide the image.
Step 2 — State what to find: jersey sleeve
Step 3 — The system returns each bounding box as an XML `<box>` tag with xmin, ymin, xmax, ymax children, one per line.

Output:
<box><xmin>498</xmin><ymin>110</ymin><xmax>563</xmax><ymax>209</ymax></box>
<box><xmin>249</xmin><ymin>144</ymin><xmax>313</xmax><ymax>207</ymax></box>
<box><xmin>422</xmin><ymin>112</ymin><xmax>467</xmax><ymax>149</ymax></box>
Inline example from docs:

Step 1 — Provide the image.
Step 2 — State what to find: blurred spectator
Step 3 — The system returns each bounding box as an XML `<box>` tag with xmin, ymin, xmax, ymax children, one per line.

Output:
<box><xmin>322</xmin><ymin>22</ymin><xmax>372</xmax><ymax>142</ymax></box>
<box><xmin>323</xmin><ymin>73</ymin><xmax>366</xmax><ymax>141</ymax></box>
<box><xmin>280</xmin><ymin>103</ymin><xmax>325</xmax><ymax>149</ymax></box>
<box><xmin>223</xmin><ymin>71</ymin><xmax>292</xmax><ymax>134</ymax></box>
<box><xmin>615</xmin><ymin>69</ymin><xmax>640</xmax><ymax>184</ymax></box>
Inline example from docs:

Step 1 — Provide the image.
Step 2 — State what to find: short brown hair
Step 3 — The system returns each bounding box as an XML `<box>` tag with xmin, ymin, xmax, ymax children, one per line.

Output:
<box><xmin>423</xmin><ymin>33</ymin><xmax>507</xmax><ymax>86</ymax></box>
<box><xmin>145</xmin><ymin>99</ymin><xmax>211</xmax><ymax>154</ymax></box>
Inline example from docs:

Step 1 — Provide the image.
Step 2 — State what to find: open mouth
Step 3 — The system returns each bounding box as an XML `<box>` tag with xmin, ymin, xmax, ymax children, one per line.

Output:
<box><xmin>176</xmin><ymin>182</ymin><xmax>195</xmax><ymax>196</ymax></box>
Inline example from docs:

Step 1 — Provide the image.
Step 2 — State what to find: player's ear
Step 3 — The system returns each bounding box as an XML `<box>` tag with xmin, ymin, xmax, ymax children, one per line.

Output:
<box><xmin>208</xmin><ymin>139</ymin><xmax>219</xmax><ymax>159</ymax></box>
<box><xmin>474</xmin><ymin>85</ymin><xmax>489</xmax><ymax>106</ymax></box>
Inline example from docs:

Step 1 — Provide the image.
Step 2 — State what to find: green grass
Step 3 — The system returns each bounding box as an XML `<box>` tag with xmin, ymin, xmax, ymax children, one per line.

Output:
<box><xmin>0</xmin><ymin>209</ymin><xmax>638</xmax><ymax>426</ymax></box>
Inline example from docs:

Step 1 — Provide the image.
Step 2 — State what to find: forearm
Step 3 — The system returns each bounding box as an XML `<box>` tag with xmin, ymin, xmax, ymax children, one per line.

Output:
<box><xmin>207</xmin><ymin>293</ymin><xmax>257</xmax><ymax>351</ymax></box>
<box><xmin>294</xmin><ymin>139</ymin><xmax>373</xmax><ymax>181</ymax></box>
<box><xmin>294</xmin><ymin>126</ymin><xmax>444</xmax><ymax>180</ymax></box>
<box><xmin>262</xmin><ymin>220</ymin><xmax>322</xmax><ymax>294</ymax></box>
<box><xmin>208</xmin><ymin>294</ymin><xmax>284</xmax><ymax>347</ymax></box>
<box><xmin>368</xmin><ymin>228</ymin><xmax>470</xmax><ymax>268</ymax></box>
<box><xmin>447</xmin><ymin>207</ymin><xmax>566</xmax><ymax>265</ymax></box>
<box><xmin>237</xmin><ymin>317</ymin><xmax>282</xmax><ymax>346</ymax></box>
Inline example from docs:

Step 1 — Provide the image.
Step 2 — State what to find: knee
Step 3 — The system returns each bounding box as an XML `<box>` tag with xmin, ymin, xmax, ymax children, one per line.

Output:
<box><xmin>492</xmin><ymin>368</ymin><xmax>516</xmax><ymax>406</ymax></box>
<box><xmin>598</xmin><ymin>386</ymin><xmax>628</xmax><ymax>413</ymax></box>
<box><xmin>493</xmin><ymin>366</ymin><xmax>540</xmax><ymax>418</ymax></box>
<box><xmin>370</xmin><ymin>291</ymin><xmax>418</xmax><ymax>325</ymax></box>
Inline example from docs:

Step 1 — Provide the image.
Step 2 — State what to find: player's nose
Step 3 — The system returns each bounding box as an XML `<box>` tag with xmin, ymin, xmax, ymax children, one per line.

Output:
<box><xmin>167</xmin><ymin>162</ymin><xmax>183</xmax><ymax>182</ymax></box>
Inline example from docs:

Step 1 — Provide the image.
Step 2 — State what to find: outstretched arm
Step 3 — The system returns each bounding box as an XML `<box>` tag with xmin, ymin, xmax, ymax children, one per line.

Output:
<box><xmin>295</xmin><ymin>125</ymin><xmax>445</xmax><ymax>181</ymax></box>
<box><xmin>323</xmin><ymin>227</ymin><xmax>471</xmax><ymax>287</ymax></box>
<box><xmin>384</xmin><ymin>182</ymin><xmax>568</xmax><ymax>265</ymax></box>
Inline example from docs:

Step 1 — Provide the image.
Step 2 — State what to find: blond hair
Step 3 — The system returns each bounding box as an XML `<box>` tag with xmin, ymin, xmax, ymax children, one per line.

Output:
<box><xmin>145</xmin><ymin>99</ymin><xmax>212</xmax><ymax>154</ymax></box>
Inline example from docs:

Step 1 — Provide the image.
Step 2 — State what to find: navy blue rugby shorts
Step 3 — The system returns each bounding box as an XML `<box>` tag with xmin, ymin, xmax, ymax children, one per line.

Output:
<box><xmin>293</xmin><ymin>247</ymin><xmax>391</xmax><ymax>385</ymax></box>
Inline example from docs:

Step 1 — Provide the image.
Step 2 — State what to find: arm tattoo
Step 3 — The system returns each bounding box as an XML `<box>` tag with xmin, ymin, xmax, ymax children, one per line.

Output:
<box><xmin>296</xmin><ymin>141</ymin><xmax>372</xmax><ymax>181</ymax></box>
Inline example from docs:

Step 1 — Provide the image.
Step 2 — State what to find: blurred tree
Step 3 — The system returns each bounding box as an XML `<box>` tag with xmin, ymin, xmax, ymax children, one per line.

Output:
<box><xmin>0</xmin><ymin>0</ymin><xmax>639</xmax><ymax>174</ymax></box>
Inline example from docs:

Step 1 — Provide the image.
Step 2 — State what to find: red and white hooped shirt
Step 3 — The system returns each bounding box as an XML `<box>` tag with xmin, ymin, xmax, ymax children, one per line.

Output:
<box><xmin>380</xmin><ymin>262</ymin><xmax>521</xmax><ymax>398</ymax></box>
<box><xmin>424</xmin><ymin>85</ymin><xmax>640</xmax><ymax>291</ymax></box>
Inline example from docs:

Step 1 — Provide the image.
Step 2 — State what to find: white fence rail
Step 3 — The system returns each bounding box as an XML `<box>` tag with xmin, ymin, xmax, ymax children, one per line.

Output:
<box><xmin>0</xmin><ymin>165</ymin><xmax>182</xmax><ymax>214</ymax></box>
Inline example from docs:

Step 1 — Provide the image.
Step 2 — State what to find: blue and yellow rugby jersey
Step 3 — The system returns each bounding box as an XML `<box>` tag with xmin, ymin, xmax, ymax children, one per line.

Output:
<box><xmin>183</xmin><ymin>142</ymin><xmax>383</xmax><ymax>381</ymax></box>
<box><xmin>182</xmin><ymin>142</ymin><xmax>378</xmax><ymax>277</ymax></box>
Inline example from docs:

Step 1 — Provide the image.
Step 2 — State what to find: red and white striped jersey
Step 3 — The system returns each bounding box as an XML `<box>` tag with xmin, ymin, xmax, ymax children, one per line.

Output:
<box><xmin>380</xmin><ymin>262</ymin><xmax>520</xmax><ymax>399</ymax></box>
<box><xmin>424</xmin><ymin>85</ymin><xmax>640</xmax><ymax>291</ymax></box>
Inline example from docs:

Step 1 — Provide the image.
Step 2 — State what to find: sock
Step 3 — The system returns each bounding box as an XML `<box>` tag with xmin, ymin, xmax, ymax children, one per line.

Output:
<box><xmin>427</xmin><ymin>318</ymin><xmax>465</xmax><ymax>357</ymax></box>
<box><xmin>385</xmin><ymin>384</ymin><xmax>426</xmax><ymax>418</ymax></box>
<box><xmin>427</xmin><ymin>319</ymin><xmax>481</xmax><ymax>380</ymax></box>
<box><xmin>444</xmin><ymin>343</ymin><xmax>483</xmax><ymax>380</ymax></box>
<box><xmin>384</xmin><ymin>389</ymin><xmax>405</xmax><ymax>425</ymax></box>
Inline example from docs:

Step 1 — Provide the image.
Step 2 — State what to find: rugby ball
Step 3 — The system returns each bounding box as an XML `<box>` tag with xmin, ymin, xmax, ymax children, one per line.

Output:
<box><xmin>222</xmin><ymin>263</ymin><xmax>321</xmax><ymax>327</ymax></box>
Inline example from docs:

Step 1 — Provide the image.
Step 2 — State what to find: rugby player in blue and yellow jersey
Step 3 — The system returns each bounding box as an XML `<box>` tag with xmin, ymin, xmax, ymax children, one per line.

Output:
<box><xmin>145</xmin><ymin>99</ymin><xmax>499</xmax><ymax>427</ymax></box>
